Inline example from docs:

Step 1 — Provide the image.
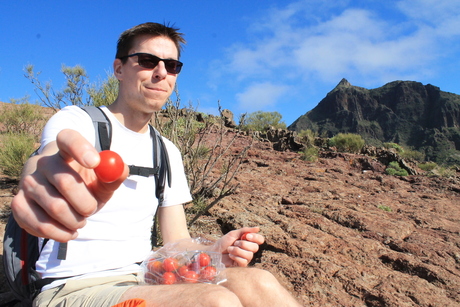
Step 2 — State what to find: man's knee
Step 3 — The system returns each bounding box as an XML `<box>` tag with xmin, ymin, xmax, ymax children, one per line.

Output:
<box><xmin>227</xmin><ymin>267</ymin><xmax>286</xmax><ymax>296</ymax></box>
<box><xmin>199</xmin><ymin>286</ymin><xmax>242</xmax><ymax>307</ymax></box>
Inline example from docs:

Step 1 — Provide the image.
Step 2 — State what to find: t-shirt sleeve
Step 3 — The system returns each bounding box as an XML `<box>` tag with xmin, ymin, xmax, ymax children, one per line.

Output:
<box><xmin>161</xmin><ymin>138</ymin><xmax>193</xmax><ymax>207</ymax></box>
<box><xmin>39</xmin><ymin>106</ymin><xmax>95</xmax><ymax>153</ymax></box>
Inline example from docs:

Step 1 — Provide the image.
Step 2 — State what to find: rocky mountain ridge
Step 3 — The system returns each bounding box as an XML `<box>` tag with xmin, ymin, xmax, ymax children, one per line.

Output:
<box><xmin>289</xmin><ymin>79</ymin><xmax>460</xmax><ymax>165</ymax></box>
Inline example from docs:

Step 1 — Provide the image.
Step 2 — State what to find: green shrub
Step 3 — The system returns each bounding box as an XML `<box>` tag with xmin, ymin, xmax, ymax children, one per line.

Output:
<box><xmin>240</xmin><ymin>111</ymin><xmax>286</xmax><ymax>132</ymax></box>
<box><xmin>329</xmin><ymin>133</ymin><xmax>365</xmax><ymax>153</ymax></box>
<box><xmin>385</xmin><ymin>161</ymin><xmax>408</xmax><ymax>176</ymax></box>
<box><xmin>300</xmin><ymin>147</ymin><xmax>319</xmax><ymax>162</ymax></box>
<box><xmin>378</xmin><ymin>205</ymin><xmax>392</xmax><ymax>212</ymax></box>
<box><xmin>431</xmin><ymin>166</ymin><xmax>456</xmax><ymax>178</ymax></box>
<box><xmin>400</xmin><ymin>149</ymin><xmax>425</xmax><ymax>162</ymax></box>
<box><xmin>0</xmin><ymin>98</ymin><xmax>44</xmax><ymax>138</ymax></box>
<box><xmin>419</xmin><ymin>162</ymin><xmax>437</xmax><ymax>171</ymax></box>
<box><xmin>383</xmin><ymin>142</ymin><xmax>404</xmax><ymax>153</ymax></box>
<box><xmin>0</xmin><ymin>133</ymin><xmax>36</xmax><ymax>178</ymax></box>
<box><xmin>297</xmin><ymin>129</ymin><xmax>317</xmax><ymax>148</ymax></box>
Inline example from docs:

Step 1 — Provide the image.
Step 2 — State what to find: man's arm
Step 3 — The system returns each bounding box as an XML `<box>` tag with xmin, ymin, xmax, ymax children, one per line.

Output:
<box><xmin>11</xmin><ymin>129</ymin><xmax>128</xmax><ymax>242</ymax></box>
<box><xmin>157</xmin><ymin>203</ymin><xmax>264</xmax><ymax>267</ymax></box>
<box><xmin>157</xmin><ymin>204</ymin><xmax>191</xmax><ymax>244</ymax></box>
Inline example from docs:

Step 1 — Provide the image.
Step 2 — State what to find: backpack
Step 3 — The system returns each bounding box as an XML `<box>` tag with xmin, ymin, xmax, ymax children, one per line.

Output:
<box><xmin>2</xmin><ymin>106</ymin><xmax>171</xmax><ymax>306</ymax></box>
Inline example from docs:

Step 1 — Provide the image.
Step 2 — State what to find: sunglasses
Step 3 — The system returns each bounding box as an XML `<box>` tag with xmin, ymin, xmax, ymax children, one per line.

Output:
<box><xmin>120</xmin><ymin>53</ymin><xmax>183</xmax><ymax>74</ymax></box>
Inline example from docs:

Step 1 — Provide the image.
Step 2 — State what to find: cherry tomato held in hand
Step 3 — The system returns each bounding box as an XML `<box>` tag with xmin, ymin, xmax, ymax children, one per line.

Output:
<box><xmin>94</xmin><ymin>150</ymin><xmax>124</xmax><ymax>183</ymax></box>
<box><xmin>162</xmin><ymin>272</ymin><xmax>177</xmax><ymax>285</ymax></box>
<box><xmin>198</xmin><ymin>252</ymin><xmax>211</xmax><ymax>267</ymax></box>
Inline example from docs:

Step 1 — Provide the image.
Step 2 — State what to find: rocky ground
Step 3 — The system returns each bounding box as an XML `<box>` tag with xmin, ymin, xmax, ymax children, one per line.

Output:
<box><xmin>1</xmin><ymin>129</ymin><xmax>459</xmax><ymax>306</ymax></box>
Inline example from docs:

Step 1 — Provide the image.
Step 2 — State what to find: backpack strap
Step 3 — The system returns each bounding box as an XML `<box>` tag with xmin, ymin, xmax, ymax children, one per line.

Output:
<box><xmin>81</xmin><ymin>106</ymin><xmax>171</xmax><ymax>247</ymax></box>
<box><xmin>81</xmin><ymin>106</ymin><xmax>111</xmax><ymax>151</ymax></box>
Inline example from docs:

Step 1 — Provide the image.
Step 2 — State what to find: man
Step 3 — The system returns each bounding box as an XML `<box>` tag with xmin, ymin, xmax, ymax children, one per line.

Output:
<box><xmin>11</xmin><ymin>22</ymin><xmax>301</xmax><ymax>306</ymax></box>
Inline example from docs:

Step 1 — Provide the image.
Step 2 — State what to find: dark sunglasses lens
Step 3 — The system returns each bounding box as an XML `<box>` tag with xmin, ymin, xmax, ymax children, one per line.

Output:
<box><xmin>164</xmin><ymin>60</ymin><xmax>182</xmax><ymax>74</ymax></box>
<box><xmin>136</xmin><ymin>54</ymin><xmax>182</xmax><ymax>74</ymax></box>
<box><xmin>137</xmin><ymin>54</ymin><xmax>159</xmax><ymax>69</ymax></box>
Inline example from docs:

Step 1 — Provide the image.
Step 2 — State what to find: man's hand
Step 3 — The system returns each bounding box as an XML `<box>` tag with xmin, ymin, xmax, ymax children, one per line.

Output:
<box><xmin>10</xmin><ymin>129</ymin><xmax>129</xmax><ymax>242</ymax></box>
<box><xmin>215</xmin><ymin>227</ymin><xmax>265</xmax><ymax>267</ymax></box>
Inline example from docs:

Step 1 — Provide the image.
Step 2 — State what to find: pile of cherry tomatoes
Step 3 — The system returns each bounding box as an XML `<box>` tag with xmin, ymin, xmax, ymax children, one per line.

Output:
<box><xmin>143</xmin><ymin>251</ymin><xmax>223</xmax><ymax>285</ymax></box>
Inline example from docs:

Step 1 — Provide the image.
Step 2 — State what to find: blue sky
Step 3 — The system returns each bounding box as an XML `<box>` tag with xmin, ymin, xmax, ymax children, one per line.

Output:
<box><xmin>1</xmin><ymin>0</ymin><xmax>459</xmax><ymax>126</ymax></box>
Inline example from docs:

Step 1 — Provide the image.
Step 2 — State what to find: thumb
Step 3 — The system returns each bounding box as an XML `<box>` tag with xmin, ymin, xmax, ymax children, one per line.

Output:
<box><xmin>57</xmin><ymin>129</ymin><xmax>100</xmax><ymax>167</ymax></box>
<box><xmin>89</xmin><ymin>163</ymin><xmax>129</xmax><ymax>208</ymax></box>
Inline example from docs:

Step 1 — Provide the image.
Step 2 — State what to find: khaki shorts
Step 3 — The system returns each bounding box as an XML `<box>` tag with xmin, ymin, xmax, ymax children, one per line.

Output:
<box><xmin>33</xmin><ymin>274</ymin><xmax>141</xmax><ymax>307</ymax></box>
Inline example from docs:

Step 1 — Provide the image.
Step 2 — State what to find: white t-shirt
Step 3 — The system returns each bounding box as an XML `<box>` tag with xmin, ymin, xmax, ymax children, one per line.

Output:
<box><xmin>35</xmin><ymin>106</ymin><xmax>192</xmax><ymax>290</ymax></box>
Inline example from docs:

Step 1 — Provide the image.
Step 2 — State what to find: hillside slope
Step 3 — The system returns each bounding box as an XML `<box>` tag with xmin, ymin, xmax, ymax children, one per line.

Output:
<box><xmin>0</xmin><ymin>108</ymin><xmax>459</xmax><ymax>306</ymax></box>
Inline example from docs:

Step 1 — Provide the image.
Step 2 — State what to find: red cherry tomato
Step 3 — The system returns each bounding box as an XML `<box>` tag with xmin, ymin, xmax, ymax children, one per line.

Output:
<box><xmin>162</xmin><ymin>257</ymin><xmax>179</xmax><ymax>272</ymax></box>
<box><xmin>241</xmin><ymin>232</ymin><xmax>251</xmax><ymax>240</ymax></box>
<box><xmin>178</xmin><ymin>265</ymin><xmax>190</xmax><ymax>277</ymax></box>
<box><xmin>201</xmin><ymin>266</ymin><xmax>217</xmax><ymax>281</ymax></box>
<box><xmin>198</xmin><ymin>252</ymin><xmax>211</xmax><ymax>267</ymax></box>
<box><xmin>162</xmin><ymin>272</ymin><xmax>177</xmax><ymax>285</ymax></box>
<box><xmin>94</xmin><ymin>150</ymin><xmax>124</xmax><ymax>183</ymax></box>
<box><xmin>147</xmin><ymin>260</ymin><xmax>163</xmax><ymax>273</ymax></box>
<box><xmin>183</xmin><ymin>271</ymin><xmax>199</xmax><ymax>283</ymax></box>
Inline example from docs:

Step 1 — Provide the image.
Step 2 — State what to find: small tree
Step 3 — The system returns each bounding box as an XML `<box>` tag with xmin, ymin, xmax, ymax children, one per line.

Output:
<box><xmin>87</xmin><ymin>73</ymin><xmax>119</xmax><ymax>107</ymax></box>
<box><xmin>154</xmin><ymin>92</ymin><xmax>252</xmax><ymax>226</ymax></box>
<box><xmin>25</xmin><ymin>64</ymin><xmax>89</xmax><ymax>111</ymax></box>
<box><xmin>240</xmin><ymin>111</ymin><xmax>286</xmax><ymax>132</ymax></box>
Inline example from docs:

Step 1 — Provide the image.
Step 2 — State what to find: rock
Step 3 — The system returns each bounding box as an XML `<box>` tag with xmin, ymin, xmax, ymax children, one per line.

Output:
<box><xmin>220</xmin><ymin>109</ymin><xmax>236</xmax><ymax>128</ymax></box>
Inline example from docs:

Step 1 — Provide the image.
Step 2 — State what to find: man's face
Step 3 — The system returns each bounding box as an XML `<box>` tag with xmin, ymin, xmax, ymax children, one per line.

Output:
<box><xmin>114</xmin><ymin>35</ymin><xmax>179</xmax><ymax>113</ymax></box>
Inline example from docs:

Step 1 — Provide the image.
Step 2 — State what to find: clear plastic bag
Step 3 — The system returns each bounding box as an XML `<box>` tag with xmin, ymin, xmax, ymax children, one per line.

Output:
<box><xmin>139</xmin><ymin>237</ymin><xmax>227</xmax><ymax>285</ymax></box>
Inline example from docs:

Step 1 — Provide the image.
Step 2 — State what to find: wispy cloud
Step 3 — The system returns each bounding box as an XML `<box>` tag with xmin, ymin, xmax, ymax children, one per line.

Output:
<box><xmin>236</xmin><ymin>82</ymin><xmax>290</xmax><ymax>112</ymax></box>
<box><xmin>215</xmin><ymin>0</ymin><xmax>460</xmax><ymax>112</ymax></box>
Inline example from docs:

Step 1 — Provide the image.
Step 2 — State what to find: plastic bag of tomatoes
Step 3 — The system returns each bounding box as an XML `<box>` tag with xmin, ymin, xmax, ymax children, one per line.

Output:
<box><xmin>140</xmin><ymin>238</ymin><xmax>227</xmax><ymax>285</ymax></box>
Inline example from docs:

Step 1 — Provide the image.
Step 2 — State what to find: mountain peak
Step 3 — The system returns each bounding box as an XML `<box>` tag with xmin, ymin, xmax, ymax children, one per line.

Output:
<box><xmin>335</xmin><ymin>78</ymin><xmax>352</xmax><ymax>89</ymax></box>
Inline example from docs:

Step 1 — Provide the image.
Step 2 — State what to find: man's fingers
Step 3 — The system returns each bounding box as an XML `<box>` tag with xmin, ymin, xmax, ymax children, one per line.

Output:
<box><xmin>56</xmin><ymin>129</ymin><xmax>100</xmax><ymax>167</ymax></box>
<box><xmin>11</xmin><ymin>191</ymin><xmax>80</xmax><ymax>242</ymax></box>
<box><xmin>227</xmin><ymin>247</ymin><xmax>253</xmax><ymax>267</ymax></box>
<box><xmin>20</xmin><ymin>173</ymin><xmax>88</xmax><ymax>230</ymax></box>
<box><xmin>38</xmin><ymin>153</ymin><xmax>99</xmax><ymax>217</ymax></box>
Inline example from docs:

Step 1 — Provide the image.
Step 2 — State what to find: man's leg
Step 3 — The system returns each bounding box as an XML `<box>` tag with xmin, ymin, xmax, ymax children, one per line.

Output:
<box><xmin>120</xmin><ymin>268</ymin><xmax>300</xmax><ymax>307</ymax></box>
<box><xmin>119</xmin><ymin>283</ymin><xmax>243</xmax><ymax>307</ymax></box>
<box><xmin>222</xmin><ymin>267</ymin><xmax>301</xmax><ymax>307</ymax></box>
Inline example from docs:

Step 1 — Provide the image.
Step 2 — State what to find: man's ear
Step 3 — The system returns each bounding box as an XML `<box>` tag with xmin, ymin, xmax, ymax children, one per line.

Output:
<box><xmin>113</xmin><ymin>58</ymin><xmax>123</xmax><ymax>81</ymax></box>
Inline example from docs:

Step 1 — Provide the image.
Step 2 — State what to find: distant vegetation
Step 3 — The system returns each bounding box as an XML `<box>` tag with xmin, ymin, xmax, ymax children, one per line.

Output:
<box><xmin>240</xmin><ymin>110</ymin><xmax>286</xmax><ymax>131</ymax></box>
<box><xmin>329</xmin><ymin>133</ymin><xmax>365</xmax><ymax>153</ymax></box>
<box><xmin>0</xmin><ymin>100</ymin><xmax>44</xmax><ymax>178</ymax></box>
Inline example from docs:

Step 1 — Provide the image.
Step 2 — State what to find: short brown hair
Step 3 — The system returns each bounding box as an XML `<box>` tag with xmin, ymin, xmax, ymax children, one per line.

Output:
<box><xmin>116</xmin><ymin>22</ymin><xmax>186</xmax><ymax>61</ymax></box>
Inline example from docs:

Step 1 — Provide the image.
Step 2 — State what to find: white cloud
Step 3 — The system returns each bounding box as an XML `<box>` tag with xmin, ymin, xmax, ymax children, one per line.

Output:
<box><xmin>220</xmin><ymin>0</ymin><xmax>460</xmax><ymax>86</ymax></box>
<box><xmin>236</xmin><ymin>82</ymin><xmax>290</xmax><ymax>112</ymax></box>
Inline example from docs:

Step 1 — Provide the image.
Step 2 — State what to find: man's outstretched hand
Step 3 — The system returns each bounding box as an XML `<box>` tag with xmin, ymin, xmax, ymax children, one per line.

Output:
<box><xmin>215</xmin><ymin>227</ymin><xmax>265</xmax><ymax>267</ymax></box>
<box><xmin>11</xmin><ymin>129</ymin><xmax>129</xmax><ymax>242</ymax></box>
